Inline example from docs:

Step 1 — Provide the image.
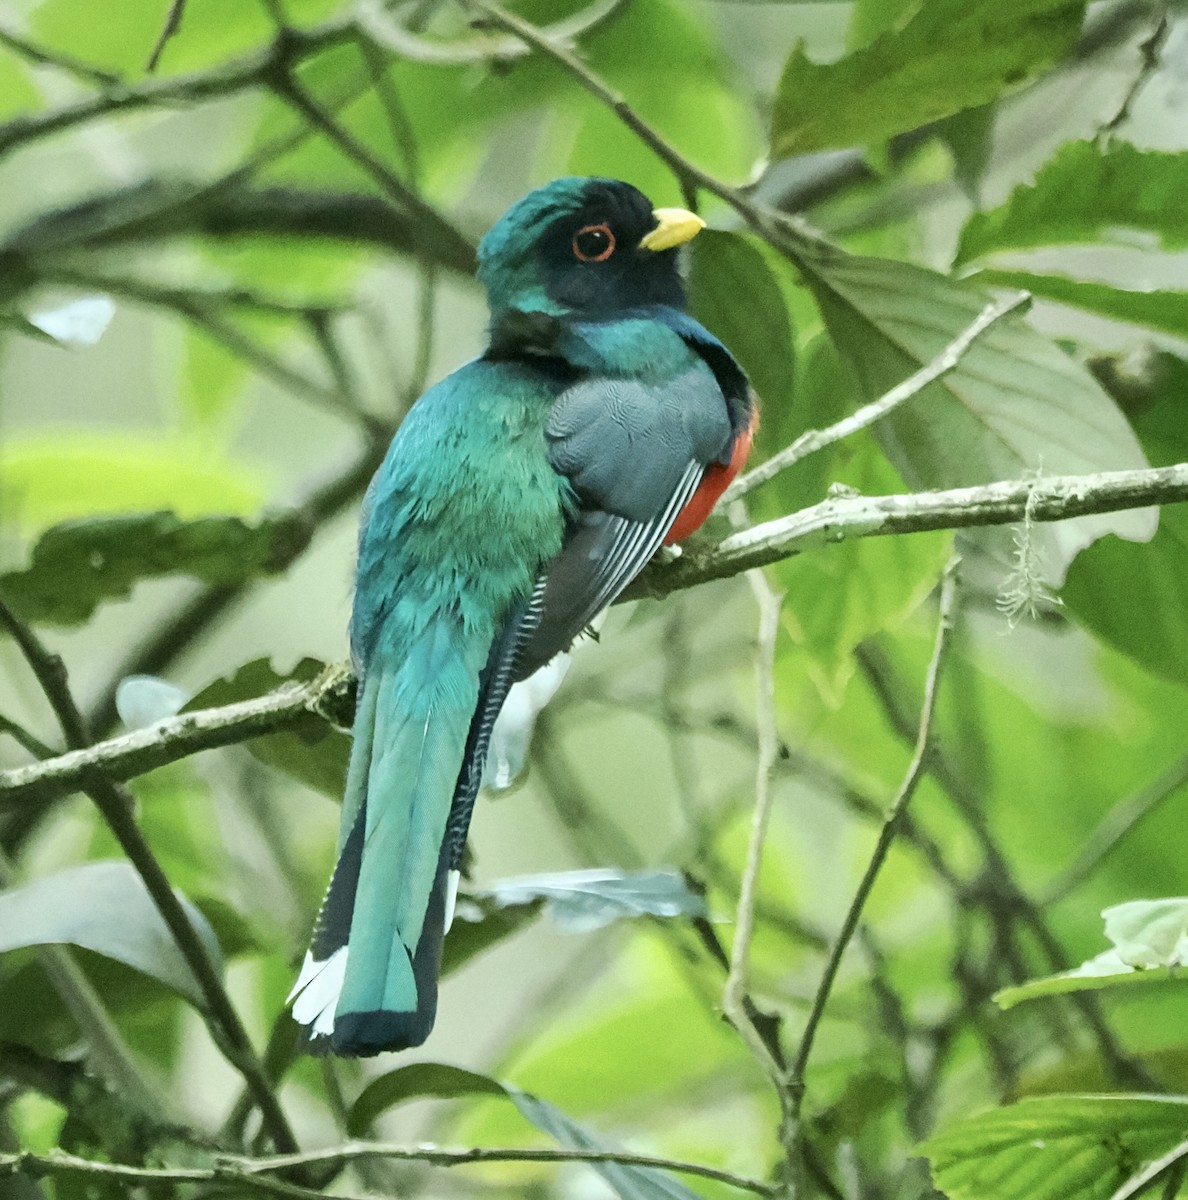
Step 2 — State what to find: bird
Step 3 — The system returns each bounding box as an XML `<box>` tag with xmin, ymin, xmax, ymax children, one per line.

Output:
<box><xmin>289</xmin><ymin>177</ymin><xmax>757</xmax><ymax>1056</ymax></box>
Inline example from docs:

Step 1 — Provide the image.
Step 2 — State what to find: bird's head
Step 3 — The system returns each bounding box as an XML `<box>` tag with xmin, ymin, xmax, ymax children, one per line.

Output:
<box><xmin>477</xmin><ymin>177</ymin><xmax>704</xmax><ymax>323</ymax></box>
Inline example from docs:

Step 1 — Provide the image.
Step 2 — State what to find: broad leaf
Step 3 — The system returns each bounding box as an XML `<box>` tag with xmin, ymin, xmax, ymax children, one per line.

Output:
<box><xmin>921</xmin><ymin>1095</ymin><xmax>1188</xmax><ymax>1200</ymax></box>
<box><xmin>185</xmin><ymin>658</ymin><xmax>352</xmax><ymax>797</ymax></box>
<box><xmin>771</xmin><ymin>0</ymin><xmax>1082</xmax><ymax>160</ymax></box>
<box><xmin>0</xmin><ymin>432</ymin><xmax>265</xmax><ymax>535</ymax></box>
<box><xmin>1</xmin><ymin>510</ymin><xmax>309</xmax><ymax>627</ymax></box>
<box><xmin>957</xmin><ymin>140</ymin><xmax>1188</xmax><ymax>263</ymax></box>
<box><xmin>348</xmin><ymin>1063</ymin><xmax>505</xmax><ymax>1136</ymax></box>
<box><xmin>509</xmin><ymin>1088</ymin><xmax>703</xmax><ymax>1200</ymax></box>
<box><xmin>974</xmin><ymin>269</ymin><xmax>1188</xmax><ymax>341</ymax></box>
<box><xmin>688</xmin><ymin>231</ymin><xmax>796</xmax><ymax>421</ymax></box>
<box><xmin>480</xmin><ymin>869</ymin><xmax>708</xmax><ymax>933</ymax></box>
<box><xmin>1063</xmin><ymin>507</ymin><xmax>1188</xmax><ymax>688</ymax></box>
<box><xmin>798</xmin><ymin>249</ymin><xmax>1155</xmax><ymax>580</ymax></box>
<box><xmin>0</xmin><ymin>861</ymin><xmax>223</xmax><ymax>1009</ymax></box>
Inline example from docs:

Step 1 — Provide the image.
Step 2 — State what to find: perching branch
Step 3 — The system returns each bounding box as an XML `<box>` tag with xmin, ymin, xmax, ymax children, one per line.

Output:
<box><xmin>0</xmin><ymin>666</ymin><xmax>352</xmax><ymax>805</ymax></box>
<box><xmin>633</xmin><ymin>462</ymin><xmax>1186</xmax><ymax>598</ymax></box>
<box><xmin>5</xmin><ymin>461</ymin><xmax>1186</xmax><ymax>804</ymax></box>
<box><xmin>0</xmin><ymin>1141</ymin><xmax>777</xmax><ymax>1198</ymax></box>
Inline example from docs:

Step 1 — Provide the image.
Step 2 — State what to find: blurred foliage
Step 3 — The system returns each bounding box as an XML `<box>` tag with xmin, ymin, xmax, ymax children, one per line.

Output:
<box><xmin>1</xmin><ymin>0</ymin><xmax>1188</xmax><ymax>1197</ymax></box>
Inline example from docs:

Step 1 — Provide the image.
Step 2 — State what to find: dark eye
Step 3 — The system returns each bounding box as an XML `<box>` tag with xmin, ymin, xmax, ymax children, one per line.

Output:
<box><xmin>572</xmin><ymin>222</ymin><xmax>616</xmax><ymax>262</ymax></box>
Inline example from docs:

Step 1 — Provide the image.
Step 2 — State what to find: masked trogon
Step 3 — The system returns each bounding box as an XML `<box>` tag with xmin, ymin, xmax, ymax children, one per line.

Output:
<box><xmin>290</xmin><ymin>177</ymin><xmax>756</xmax><ymax>1055</ymax></box>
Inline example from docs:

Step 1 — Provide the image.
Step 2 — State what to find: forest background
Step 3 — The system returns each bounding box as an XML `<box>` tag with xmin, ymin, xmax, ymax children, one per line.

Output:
<box><xmin>2</xmin><ymin>0</ymin><xmax>1188</xmax><ymax>1198</ymax></box>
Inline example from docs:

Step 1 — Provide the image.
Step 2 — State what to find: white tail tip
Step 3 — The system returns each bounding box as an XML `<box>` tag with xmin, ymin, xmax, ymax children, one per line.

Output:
<box><xmin>444</xmin><ymin>869</ymin><xmax>461</xmax><ymax>934</ymax></box>
<box><xmin>288</xmin><ymin>946</ymin><xmax>348</xmax><ymax>1037</ymax></box>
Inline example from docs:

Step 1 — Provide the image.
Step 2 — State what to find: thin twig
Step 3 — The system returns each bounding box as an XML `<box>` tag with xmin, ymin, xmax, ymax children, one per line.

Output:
<box><xmin>724</xmin><ymin>293</ymin><xmax>1031</xmax><ymax>502</ymax></box>
<box><xmin>0</xmin><ymin>713</ymin><xmax>56</xmax><ymax>760</ymax></box>
<box><xmin>0</xmin><ymin>16</ymin><xmax>357</xmax><ymax>158</ymax></box>
<box><xmin>466</xmin><ymin>0</ymin><xmax>749</xmax><ymax>216</ymax></box>
<box><xmin>0</xmin><ymin>848</ymin><xmax>172</xmax><ymax>1122</ymax></box>
<box><xmin>787</xmin><ymin>558</ymin><xmax>960</xmax><ymax>1132</ymax></box>
<box><xmin>358</xmin><ymin>0</ymin><xmax>627</xmax><ymax>66</ymax></box>
<box><xmin>855</xmin><ymin>640</ymin><xmax>1156</xmax><ymax>1090</ymax></box>
<box><xmin>146</xmin><ymin>0</ymin><xmax>189</xmax><ymax>71</ymax></box>
<box><xmin>1098</xmin><ymin>7</ymin><xmax>1171</xmax><ymax>141</ymax></box>
<box><xmin>272</xmin><ymin>70</ymin><xmax>472</xmax><ymax>265</ymax></box>
<box><xmin>1109</xmin><ymin>1134</ymin><xmax>1188</xmax><ymax>1200</ymax></box>
<box><xmin>0</xmin><ymin>1141</ymin><xmax>777</xmax><ymax>1197</ymax></box>
<box><xmin>722</xmin><ymin>574</ymin><xmax>789</xmax><ymax>1100</ymax></box>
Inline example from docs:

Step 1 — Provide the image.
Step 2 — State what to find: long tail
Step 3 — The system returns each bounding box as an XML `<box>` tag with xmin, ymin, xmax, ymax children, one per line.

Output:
<box><xmin>290</xmin><ymin>618</ymin><xmax>483</xmax><ymax>1056</ymax></box>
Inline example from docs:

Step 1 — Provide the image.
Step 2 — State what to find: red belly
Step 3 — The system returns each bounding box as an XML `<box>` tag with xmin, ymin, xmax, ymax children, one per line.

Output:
<box><xmin>663</xmin><ymin>412</ymin><xmax>756</xmax><ymax>545</ymax></box>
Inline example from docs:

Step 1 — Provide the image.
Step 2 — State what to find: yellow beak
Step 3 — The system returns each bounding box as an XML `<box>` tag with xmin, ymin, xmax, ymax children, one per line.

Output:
<box><xmin>640</xmin><ymin>207</ymin><xmax>706</xmax><ymax>252</ymax></box>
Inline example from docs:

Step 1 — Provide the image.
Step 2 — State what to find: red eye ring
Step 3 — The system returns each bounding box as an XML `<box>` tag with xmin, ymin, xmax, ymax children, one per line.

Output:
<box><xmin>572</xmin><ymin>222</ymin><xmax>616</xmax><ymax>262</ymax></box>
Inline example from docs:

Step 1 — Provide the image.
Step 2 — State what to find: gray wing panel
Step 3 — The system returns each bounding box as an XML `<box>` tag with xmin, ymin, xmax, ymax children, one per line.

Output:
<box><xmin>545</xmin><ymin>366</ymin><xmax>731</xmax><ymax>521</ymax></box>
<box><xmin>511</xmin><ymin>460</ymin><xmax>703</xmax><ymax>681</ymax></box>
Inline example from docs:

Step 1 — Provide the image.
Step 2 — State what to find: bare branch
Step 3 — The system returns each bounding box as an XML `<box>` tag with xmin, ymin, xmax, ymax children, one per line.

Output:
<box><xmin>634</xmin><ymin>463</ymin><xmax>1186</xmax><ymax>598</ymax></box>
<box><xmin>0</xmin><ymin>666</ymin><xmax>352</xmax><ymax>804</ymax></box>
<box><xmin>787</xmin><ymin>558</ymin><xmax>961</xmax><ymax>1154</ymax></box>
<box><xmin>145</xmin><ymin>0</ymin><xmax>189</xmax><ymax>72</ymax></box>
<box><xmin>0</xmin><ymin>17</ymin><xmax>355</xmax><ymax>158</ymax></box>
<box><xmin>359</xmin><ymin>0</ymin><xmax>628</xmax><ymax>65</ymax></box>
<box><xmin>0</xmin><ymin>24</ymin><xmax>122</xmax><ymax>86</ymax></box>
<box><xmin>8</xmin><ymin>461</ymin><xmax>1187</xmax><ymax>803</ymax></box>
<box><xmin>1043</xmin><ymin>753</ymin><xmax>1188</xmax><ymax>905</ymax></box>
<box><xmin>722</xmin><ymin>573</ymin><xmax>789</xmax><ymax>1100</ymax></box>
<box><xmin>0</xmin><ymin>1142</ymin><xmax>778</xmax><ymax>1198</ymax></box>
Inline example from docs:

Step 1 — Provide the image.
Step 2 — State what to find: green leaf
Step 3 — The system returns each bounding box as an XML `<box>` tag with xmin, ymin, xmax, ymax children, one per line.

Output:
<box><xmin>1063</xmin><ymin>507</ymin><xmax>1188</xmax><ymax>688</ymax></box>
<box><xmin>1</xmin><ymin>510</ymin><xmax>310</xmax><ymax>627</ymax></box>
<box><xmin>0</xmin><ymin>56</ymin><xmax>39</xmax><ymax>121</ymax></box>
<box><xmin>920</xmin><ymin>1095</ymin><xmax>1188</xmax><ymax>1200</ymax></box>
<box><xmin>957</xmin><ymin>140</ymin><xmax>1188</xmax><ymax>263</ymax></box>
<box><xmin>687</xmin><ymin>231</ymin><xmax>795</xmax><ymax>417</ymax></box>
<box><xmin>937</xmin><ymin>102</ymin><xmax>999</xmax><ymax>200</ymax></box>
<box><xmin>775</xmin><ymin>437</ymin><xmax>953</xmax><ymax>701</ymax></box>
<box><xmin>185</xmin><ymin>658</ymin><xmax>351</xmax><ymax>797</ymax></box>
<box><xmin>0</xmin><ymin>861</ymin><xmax>223</xmax><ymax>1009</ymax></box>
<box><xmin>975</xmin><ymin>268</ymin><xmax>1188</xmax><ymax>340</ymax></box>
<box><xmin>0</xmin><ymin>433</ymin><xmax>266</xmax><ymax>536</ymax></box>
<box><xmin>771</xmin><ymin>0</ymin><xmax>1082</xmax><ymax>159</ymax></box>
<box><xmin>508</xmin><ymin>1088</ymin><xmax>703</xmax><ymax>1200</ymax></box>
<box><xmin>480</xmin><ymin>869</ymin><xmax>708</xmax><ymax>933</ymax></box>
<box><xmin>798</xmin><ymin>248</ymin><xmax>1154</xmax><ymax>578</ymax></box>
<box><xmin>993</xmin><ymin>952</ymin><xmax>1183</xmax><ymax>1011</ymax></box>
<box><xmin>348</xmin><ymin>1063</ymin><xmax>505</xmax><ymax>1137</ymax></box>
